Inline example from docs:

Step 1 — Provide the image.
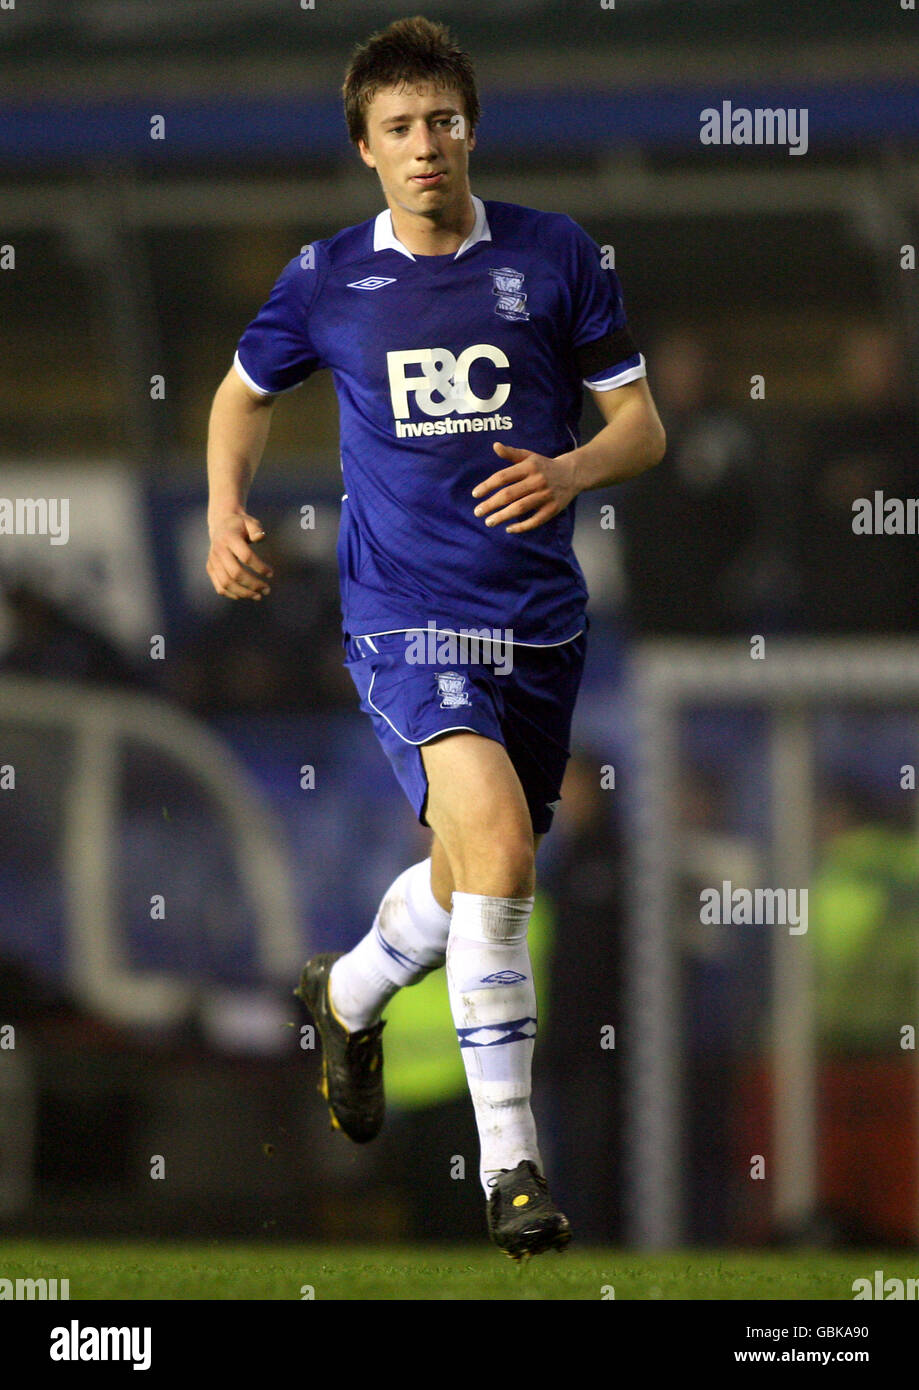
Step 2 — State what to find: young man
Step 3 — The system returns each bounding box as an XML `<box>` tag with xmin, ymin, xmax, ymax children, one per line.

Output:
<box><xmin>206</xmin><ymin>16</ymin><xmax>665</xmax><ymax>1260</ymax></box>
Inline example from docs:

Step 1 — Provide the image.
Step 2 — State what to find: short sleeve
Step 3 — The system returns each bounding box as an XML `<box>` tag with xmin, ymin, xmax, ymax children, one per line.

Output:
<box><xmin>565</xmin><ymin>218</ymin><xmax>646</xmax><ymax>392</ymax></box>
<box><xmin>234</xmin><ymin>256</ymin><xmax>323</xmax><ymax>396</ymax></box>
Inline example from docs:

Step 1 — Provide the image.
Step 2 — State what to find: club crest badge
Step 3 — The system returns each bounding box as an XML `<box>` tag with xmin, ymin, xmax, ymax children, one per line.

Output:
<box><xmin>489</xmin><ymin>266</ymin><xmax>530</xmax><ymax>322</ymax></box>
<box><xmin>435</xmin><ymin>671</ymin><xmax>471</xmax><ymax>709</ymax></box>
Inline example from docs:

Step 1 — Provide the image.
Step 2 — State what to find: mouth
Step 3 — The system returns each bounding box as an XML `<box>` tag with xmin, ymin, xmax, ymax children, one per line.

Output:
<box><xmin>411</xmin><ymin>171</ymin><xmax>445</xmax><ymax>187</ymax></box>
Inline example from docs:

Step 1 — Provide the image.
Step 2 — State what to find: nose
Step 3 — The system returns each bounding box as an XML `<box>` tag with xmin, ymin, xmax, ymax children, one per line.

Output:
<box><xmin>410</xmin><ymin>120</ymin><xmax>439</xmax><ymax>158</ymax></box>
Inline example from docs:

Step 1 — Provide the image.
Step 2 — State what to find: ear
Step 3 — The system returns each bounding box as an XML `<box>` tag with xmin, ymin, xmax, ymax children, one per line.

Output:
<box><xmin>467</xmin><ymin>128</ymin><xmax>476</xmax><ymax>154</ymax></box>
<box><xmin>357</xmin><ymin>137</ymin><xmax>376</xmax><ymax>170</ymax></box>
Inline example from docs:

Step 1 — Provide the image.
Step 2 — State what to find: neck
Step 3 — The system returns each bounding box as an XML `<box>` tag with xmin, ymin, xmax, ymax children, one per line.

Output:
<box><xmin>389</xmin><ymin>194</ymin><xmax>476</xmax><ymax>257</ymax></box>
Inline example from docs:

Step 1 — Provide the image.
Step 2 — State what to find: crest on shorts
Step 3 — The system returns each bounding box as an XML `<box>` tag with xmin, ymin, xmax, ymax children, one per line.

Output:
<box><xmin>489</xmin><ymin>266</ymin><xmax>530</xmax><ymax>322</ymax></box>
<box><xmin>435</xmin><ymin>671</ymin><xmax>471</xmax><ymax>709</ymax></box>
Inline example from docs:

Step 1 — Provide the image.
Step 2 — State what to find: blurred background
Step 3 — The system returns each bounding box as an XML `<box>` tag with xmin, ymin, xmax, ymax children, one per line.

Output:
<box><xmin>1</xmin><ymin>0</ymin><xmax>918</xmax><ymax>1251</ymax></box>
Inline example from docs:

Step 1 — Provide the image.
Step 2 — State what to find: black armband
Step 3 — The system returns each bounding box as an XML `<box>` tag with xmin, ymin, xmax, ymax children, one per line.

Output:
<box><xmin>574</xmin><ymin>327</ymin><xmax>639</xmax><ymax>380</ymax></box>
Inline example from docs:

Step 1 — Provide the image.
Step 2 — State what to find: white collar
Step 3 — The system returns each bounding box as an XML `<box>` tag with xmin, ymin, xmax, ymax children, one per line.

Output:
<box><xmin>373</xmin><ymin>194</ymin><xmax>491</xmax><ymax>262</ymax></box>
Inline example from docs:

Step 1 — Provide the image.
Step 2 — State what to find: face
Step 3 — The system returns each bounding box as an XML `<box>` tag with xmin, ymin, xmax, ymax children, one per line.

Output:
<box><xmin>358</xmin><ymin>81</ymin><xmax>475</xmax><ymax>220</ymax></box>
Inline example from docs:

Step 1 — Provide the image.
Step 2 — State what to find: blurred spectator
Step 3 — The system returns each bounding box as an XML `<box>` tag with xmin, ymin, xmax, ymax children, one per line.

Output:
<box><xmin>0</xmin><ymin>583</ymin><xmax>147</xmax><ymax>688</ymax></box>
<box><xmin>676</xmin><ymin>763</ymin><xmax>764</xmax><ymax>1244</ymax></box>
<box><xmin>736</xmin><ymin>776</ymin><xmax>919</xmax><ymax>1246</ymax></box>
<box><xmin>540</xmin><ymin>749</ymin><xmax>626</xmax><ymax>1241</ymax></box>
<box><xmin>618</xmin><ymin>329</ymin><xmax>762</xmax><ymax>635</ymax></box>
<box><xmin>167</xmin><ymin>524</ymin><xmax>352</xmax><ymax>714</ymax></box>
<box><xmin>808</xmin><ymin>777</ymin><xmax>919</xmax><ymax>1244</ymax></box>
<box><xmin>811</xmin><ymin>777</ymin><xmax>919</xmax><ymax>1052</ymax></box>
<box><xmin>794</xmin><ymin>325</ymin><xmax>919</xmax><ymax>633</ymax></box>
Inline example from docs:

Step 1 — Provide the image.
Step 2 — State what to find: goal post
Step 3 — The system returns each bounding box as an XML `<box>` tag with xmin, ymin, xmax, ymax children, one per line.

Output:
<box><xmin>625</xmin><ymin>639</ymin><xmax>919</xmax><ymax>1248</ymax></box>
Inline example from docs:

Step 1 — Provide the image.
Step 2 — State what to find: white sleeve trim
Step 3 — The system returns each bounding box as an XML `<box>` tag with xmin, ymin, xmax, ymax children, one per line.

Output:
<box><xmin>233</xmin><ymin>351</ymin><xmax>272</xmax><ymax>396</ymax></box>
<box><xmin>583</xmin><ymin>352</ymin><xmax>647</xmax><ymax>392</ymax></box>
<box><xmin>233</xmin><ymin>350</ymin><xmax>305</xmax><ymax>397</ymax></box>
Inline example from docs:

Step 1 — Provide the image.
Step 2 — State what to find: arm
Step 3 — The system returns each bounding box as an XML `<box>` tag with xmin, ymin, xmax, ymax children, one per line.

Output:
<box><xmin>572</xmin><ymin>376</ymin><xmax>666</xmax><ymax>491</ymax></box>
<box><xmin>471</xmin><ymin>378</ymin><xmax>666</xmax><ymax>533</ymax></box>
<box><xmin>206</xmin><ymin>366</ymin><xmax>277</xmax><ymax>599</ymax></box>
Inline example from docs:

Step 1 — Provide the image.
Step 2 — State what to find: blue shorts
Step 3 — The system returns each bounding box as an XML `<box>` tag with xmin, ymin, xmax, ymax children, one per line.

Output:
<box><xmin>343</xmin><ymin>626</ymin><xmax>588</xmax><ymax>835</ymax></box>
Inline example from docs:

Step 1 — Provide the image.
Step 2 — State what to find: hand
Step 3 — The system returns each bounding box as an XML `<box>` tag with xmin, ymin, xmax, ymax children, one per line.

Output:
<box><xmin>471</xmin><ymin>442</ymin><xmax>579</xmax><ymax>533</ymax></box>
<box><xmin>206</xmin><ymin>512</ymin><xmax>274</xmax><ymax>600</ymax></box>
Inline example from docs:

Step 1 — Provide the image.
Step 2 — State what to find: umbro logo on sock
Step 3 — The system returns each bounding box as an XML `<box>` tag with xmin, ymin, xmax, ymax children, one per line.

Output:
<box><xmin>481</xmin><ymin>970</ymin><xmax>527</xmax><ymax>985</ymax></box>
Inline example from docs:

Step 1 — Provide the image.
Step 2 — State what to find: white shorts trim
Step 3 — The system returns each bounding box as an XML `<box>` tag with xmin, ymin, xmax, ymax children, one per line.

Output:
<box><xmin>351</xmin><ymin>626</ymin><xmax>584</xmax><ymax>649</ymax></box>
<box><xmin>366</xmin><ymin>669</ymin><xmax>479</xmax><ymax>747</ymax></box>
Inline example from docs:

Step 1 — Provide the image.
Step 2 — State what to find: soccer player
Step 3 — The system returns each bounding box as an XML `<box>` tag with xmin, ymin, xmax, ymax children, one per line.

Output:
<box><xmin>206</xmin><ymin>15</ymin><xmax>665</xmax><ymax>1260</ymax></box>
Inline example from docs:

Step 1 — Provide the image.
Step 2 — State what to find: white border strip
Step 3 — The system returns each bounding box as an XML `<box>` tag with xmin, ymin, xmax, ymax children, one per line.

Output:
<box><xmin>584</xmin><ymin>352</ymin><xmax>647</xmax><ymax>391</ymax></box>
<box><xmin>366</xmin><ymin>668</ymin><xmax>479</xmax><ymax>747</ymax></box>
<box><xmin>352</xmin><ymin>626</ymin><xmax>585</xmax><ymax>649</ymax></box>
<box><xmin>232</xmin><ymin>350</ymin><xmax>304</xmax><ymax>398</ymax></box>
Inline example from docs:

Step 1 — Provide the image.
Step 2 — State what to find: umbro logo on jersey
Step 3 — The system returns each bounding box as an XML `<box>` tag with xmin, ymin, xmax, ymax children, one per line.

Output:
<box><xmin>347</xmin><ymin>276</ymin><xmax>397</xmax><ymax>291</ymax></box>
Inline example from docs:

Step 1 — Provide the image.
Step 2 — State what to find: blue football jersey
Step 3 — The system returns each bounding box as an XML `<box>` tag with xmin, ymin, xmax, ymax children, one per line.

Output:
<box><xmin>234</xmin><ymin>196</ymin><xmax>645</xmax><ymax>645</ymax></box>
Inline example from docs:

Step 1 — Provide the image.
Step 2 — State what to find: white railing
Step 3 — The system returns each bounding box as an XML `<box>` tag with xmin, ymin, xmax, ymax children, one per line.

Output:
<box><xmin>0</xmin><ymin>676</ymin><xmax>303</xmax><ymax>1028</ymax></box>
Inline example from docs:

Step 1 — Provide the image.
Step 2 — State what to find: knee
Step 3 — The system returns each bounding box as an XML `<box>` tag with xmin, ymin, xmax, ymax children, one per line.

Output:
<box><xmin>452</xmin><ymin>830</ymin><xmax>535</xmax><ymax>899</ymax></box>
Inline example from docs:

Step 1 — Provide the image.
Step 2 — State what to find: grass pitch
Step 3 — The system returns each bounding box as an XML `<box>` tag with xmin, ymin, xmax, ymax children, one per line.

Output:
<box><xmin>1</xmin><ymin>1240</ymin><xmax>915</xmax><ymax>1300</ymax></box>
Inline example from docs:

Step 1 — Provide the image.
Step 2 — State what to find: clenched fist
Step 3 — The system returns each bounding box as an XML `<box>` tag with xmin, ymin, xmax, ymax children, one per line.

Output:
<box><xmin>206</xmin><ymin>512</ymin><xmax>274</xmax><ymax>600</ymax></box>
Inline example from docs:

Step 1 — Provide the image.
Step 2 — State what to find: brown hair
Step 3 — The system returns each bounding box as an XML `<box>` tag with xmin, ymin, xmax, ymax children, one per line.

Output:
<box><xmin>342</xmin><ymin>15</ymin><xmax>480</xmax><ymax>147</ymax></box>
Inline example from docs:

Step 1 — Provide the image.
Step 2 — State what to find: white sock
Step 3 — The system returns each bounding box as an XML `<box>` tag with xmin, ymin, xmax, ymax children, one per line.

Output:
<box><xmin>329</xmin><ymin>858</ymin><xmax>451</xmax><ymax>1031</ymax></box>
<box><xmin>446</xmin><ymin>891</ymin><xmax>542</xmax><ymax>1196</ymax></box>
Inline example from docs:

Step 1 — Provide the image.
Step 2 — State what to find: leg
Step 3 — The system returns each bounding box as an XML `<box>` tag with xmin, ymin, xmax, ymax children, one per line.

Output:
<box><xmin>422</xmin><ymin>732</ymin><xmax>547</xmax><ymax>1200</ymax></box>
<box><xmin>322</xmin><ymin>731</ymin><xmax>538</xmax><ymax>1036</ymax></box>
<box><xmin>325</xmin><ymin>855</ymin><xmax>451</xmax><ymax>1033</ymax></box>
<box><xmin>429</xmin><ymin>832</ymin><xmax>454</xmax><ymax>915</ymax></box>
<box><xmin>422</xmin><ymin>731</ymin><xmax>536</xmax><ymax>898</ymax></box>
<box><xmin>430</xmin><ymin>826</ymin><xmax>544</xmax><ymax>914</ymax></box>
